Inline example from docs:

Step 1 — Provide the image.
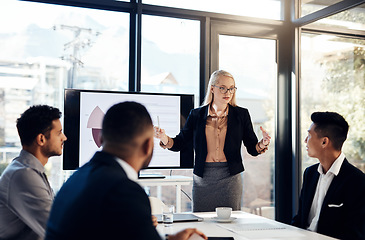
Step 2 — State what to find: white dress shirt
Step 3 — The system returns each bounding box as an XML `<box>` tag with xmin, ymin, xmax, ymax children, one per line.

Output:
<box><xmin>115</xmin><ymin>157</ymin><xmax>138</xmax><ymax>182</ymax></box>
<box><xmin>307</xmin><ymin>152</ymin><xmax>345</xmax><ymax>232</ymax></box>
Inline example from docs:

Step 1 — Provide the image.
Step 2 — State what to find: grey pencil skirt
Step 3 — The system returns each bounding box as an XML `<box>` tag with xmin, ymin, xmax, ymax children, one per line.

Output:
<box><xmin>192</xmin><ymin>162</ymin><xmax>243</xmax><ymax>212</ymax></box>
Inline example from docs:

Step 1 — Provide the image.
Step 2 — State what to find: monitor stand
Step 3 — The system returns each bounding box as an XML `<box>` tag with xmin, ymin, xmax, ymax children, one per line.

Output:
<box><xmin>138</xmin><ymin>172</ymin><xmax>166</xmax><ymax>179</ymax></box>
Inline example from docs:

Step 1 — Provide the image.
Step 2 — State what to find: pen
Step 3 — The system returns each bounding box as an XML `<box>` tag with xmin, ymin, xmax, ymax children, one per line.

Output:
<box><xmin>157</xmin><ymin>116</ymin><xmax>160</xmax><ymax>130</ymax></box>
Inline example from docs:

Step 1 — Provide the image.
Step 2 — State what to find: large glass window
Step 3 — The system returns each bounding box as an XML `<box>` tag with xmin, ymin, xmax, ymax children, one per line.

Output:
<box><xmin>0</xmin><ymin>0</ymin><xmax>129</xmax><ymax>191</ymax></box>
<box><xmin>144</xmin><ymin>0</ymin><xmax>282</xmax><ymax>20</ymax></box>
<box><xmin>140</xmin><ymin>15</ymin><xmax>200</xmax><ymax>212</ymax></box>
<box><xmin>305</xmin><ymin>3</ymin><xmax>365</xmax><ymax>31</ymax></box>
<box><xmin>301</xmin><ymin>0</ymin><xmax>343</xmax><ymax>17</ymax></box>
<box><xmin>219</xmin><ymin>35</ymin><xmax>277</xmax><ymax>219</ymax></box>
<box><xmin>301</xmin><ymin>33</ymin><xmax>365</xmax><ymax>174</ymax></box>
<box><xmin>141</xmin><ymin>15</ymin><xmax>200</xmax><ymax>106</ymax></box>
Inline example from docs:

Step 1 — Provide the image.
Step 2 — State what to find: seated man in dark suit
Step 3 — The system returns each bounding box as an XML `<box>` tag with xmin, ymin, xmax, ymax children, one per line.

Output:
<box><xmin>45</xmin><ymin>102</ymin><xmax>206</xmax><ymax>240</ymax></box>
<box><xmin>292</xmin><ymin>111</ymin><xmax>365</xmax><ymax>240</ymax></box>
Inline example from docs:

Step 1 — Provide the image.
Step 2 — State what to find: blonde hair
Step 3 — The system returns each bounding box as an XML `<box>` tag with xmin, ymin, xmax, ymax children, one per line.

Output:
<box><xmin>202</xmin><ymin>70</ymin><xmax>237</xmax><ymax>106</ymax></box>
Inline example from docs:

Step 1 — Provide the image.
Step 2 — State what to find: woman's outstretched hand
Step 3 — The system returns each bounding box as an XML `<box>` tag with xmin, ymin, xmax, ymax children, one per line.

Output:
<box><xmin>154</xmin><ymin>126</ymin><xmax>169</xmax><ymax>145</ymax></box>
<box><xmin>260</xmin><ymin>126</ymin><xmax>271</xmax><ymax>147</ymax></box>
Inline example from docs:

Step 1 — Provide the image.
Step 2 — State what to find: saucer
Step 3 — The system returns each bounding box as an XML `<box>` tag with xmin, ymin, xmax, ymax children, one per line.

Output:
<box><xmin>212</xmin><ymin>217</ymin><xmax>237</xmax><ymax>223</ymax></box>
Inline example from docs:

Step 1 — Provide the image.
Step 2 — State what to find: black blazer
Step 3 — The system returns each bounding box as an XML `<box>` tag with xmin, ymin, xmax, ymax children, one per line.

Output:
<box><xmin>45</xmin><ymin>151</ymin><xmax>161</xmax><ymax>240</ymax></box>
<box><xmin>170</xmin><ymin>104</ymin><xmax>259</xmax><ymax>177</ymax></box>
<box><xmin>292</xmin><ymin>159</ymin><xmax>365</xmax><ymax>240</ymax></box>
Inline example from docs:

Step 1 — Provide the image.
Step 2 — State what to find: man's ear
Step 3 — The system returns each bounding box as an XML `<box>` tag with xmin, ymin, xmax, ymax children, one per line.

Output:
<box><xmin>141</xmin><ymin>136</ymin><xmax>154</xmax><ymax>156</ymax></box>
<box><xmin>36</xmin><ymin>133</ymin><xmax>46</xmax><ymax>146</ymax></box>
<box><xmin>322</xmin><ymin>137</ymin><xmax>329</xmax><ymax>148</ymax></box>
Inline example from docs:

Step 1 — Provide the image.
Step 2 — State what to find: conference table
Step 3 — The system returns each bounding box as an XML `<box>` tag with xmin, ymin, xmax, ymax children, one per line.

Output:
<box><xmin>156</xmin><ymin>211</ymin><xmax>337</xmax><ymax>240</ymax></box>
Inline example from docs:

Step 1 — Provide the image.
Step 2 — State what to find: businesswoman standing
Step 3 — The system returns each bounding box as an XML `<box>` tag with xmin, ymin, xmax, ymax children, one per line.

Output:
<box><xmin>154</xmin><ymin>70</ymin><xmax>271</xmax><ymax>212</ymax></box>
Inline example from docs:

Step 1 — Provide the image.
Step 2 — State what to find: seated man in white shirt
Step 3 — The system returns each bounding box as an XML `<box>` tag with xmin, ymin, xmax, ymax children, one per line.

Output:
<box><xmin>292</xmin><ymin>111</ymin><xmax>365</xmax><ymax>240</ymax></box>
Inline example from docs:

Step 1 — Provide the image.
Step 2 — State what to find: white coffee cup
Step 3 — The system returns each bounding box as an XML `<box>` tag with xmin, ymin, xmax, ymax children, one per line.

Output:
<box><xmin>215</xmin><ymin>207</ymin><xmax>232</xmax><ymax>219</ymax></box>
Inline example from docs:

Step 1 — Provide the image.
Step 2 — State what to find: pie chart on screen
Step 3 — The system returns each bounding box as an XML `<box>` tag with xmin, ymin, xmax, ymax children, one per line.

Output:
<box><xmin>87</xmin><ymin>106</ymin><xmax>104</xmax><ymax>148</ymax></box>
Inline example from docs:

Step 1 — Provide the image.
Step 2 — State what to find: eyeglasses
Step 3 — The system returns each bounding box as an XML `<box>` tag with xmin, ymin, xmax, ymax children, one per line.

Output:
<box><xmin>212</xmin><ymin>85</ymin><xmax>237</xmax><ymax>94</ymax></box>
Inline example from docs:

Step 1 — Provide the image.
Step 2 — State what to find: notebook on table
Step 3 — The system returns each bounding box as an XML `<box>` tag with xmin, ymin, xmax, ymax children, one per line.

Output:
<box><xmin>156</xmin><ymin>213</ymin><xmax>203</xmax><ymax>223</ymax></box>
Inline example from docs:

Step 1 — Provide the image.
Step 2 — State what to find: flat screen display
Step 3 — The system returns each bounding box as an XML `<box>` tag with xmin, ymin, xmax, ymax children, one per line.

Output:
<box><xmin>63</xmin><ymin>89</ymin><xmax>194</xmax><ymax>170</ymax></box>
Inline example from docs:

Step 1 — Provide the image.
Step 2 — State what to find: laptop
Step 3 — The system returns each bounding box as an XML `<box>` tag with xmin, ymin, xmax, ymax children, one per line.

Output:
<box><xmin>155</xmin><ymin>213</ymin><xmax>203</xmax><ymax>223</ymax></box>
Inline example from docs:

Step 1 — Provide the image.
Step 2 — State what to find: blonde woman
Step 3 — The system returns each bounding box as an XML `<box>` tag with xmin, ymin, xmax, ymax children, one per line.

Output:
<box><xmin>154</xmin><ymin>70</ymin><xmax>271</xmax><ymax>212</ymax></box>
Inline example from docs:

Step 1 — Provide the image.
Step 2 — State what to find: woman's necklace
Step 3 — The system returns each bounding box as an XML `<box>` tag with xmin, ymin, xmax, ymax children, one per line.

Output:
<box><xmin>214</xmin><ymin>106</ymin><xmax>228</xmax><ymax>118</ymax></box>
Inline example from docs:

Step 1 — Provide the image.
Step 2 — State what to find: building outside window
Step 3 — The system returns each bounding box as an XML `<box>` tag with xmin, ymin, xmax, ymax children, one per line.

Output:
<box><xmin>141</xmin><ymin>15</ymin><xmax>200</xmax><ymax>107</ymax></box>
<box><xmin>0</xmin><ymin>0</ymin><xmax>129</xmax><ymax>191</ymax></box>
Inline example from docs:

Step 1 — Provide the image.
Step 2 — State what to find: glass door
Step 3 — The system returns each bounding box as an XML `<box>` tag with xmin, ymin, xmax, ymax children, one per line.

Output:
<box><xmin>211</xmin><ymin>22</ymin><xmax>277</xmax><ymax>219</ymax></box>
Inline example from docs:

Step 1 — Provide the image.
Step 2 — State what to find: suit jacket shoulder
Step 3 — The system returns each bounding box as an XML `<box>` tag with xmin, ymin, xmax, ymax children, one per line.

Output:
<box><xmin>317</xmin><ymin>159</ymin><xmax>365</xmax><ymax>240</ymax></box>
<box><xmin>0</xmin><ymin>150</ymin><xmax>52</xmax><ymax>240</ymax></box>
<box><xmin>293</xmin><ymin>159</ymin><xmax>365</xmax><ymax>240</ymax></box>
<box><xmin>46</xmin><ymin>151</ymin><xmax>161</xmax><ymax>240</ymax></box>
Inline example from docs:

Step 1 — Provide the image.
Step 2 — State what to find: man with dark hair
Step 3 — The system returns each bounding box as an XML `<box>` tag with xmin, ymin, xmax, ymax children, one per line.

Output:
<box><xmin>45</xmin><ymin>102</ymin><xmax>206</xmax><ymax>240</ymax></box>
<box><xmin>292</xmin><ymin>111</ymin><xmax>365</xmax><ymax>240</ymax></box>
<box><xmin>0</xmin><ymin>105</ymin><xmax>67</xmax><ymax>240</ymax></box>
